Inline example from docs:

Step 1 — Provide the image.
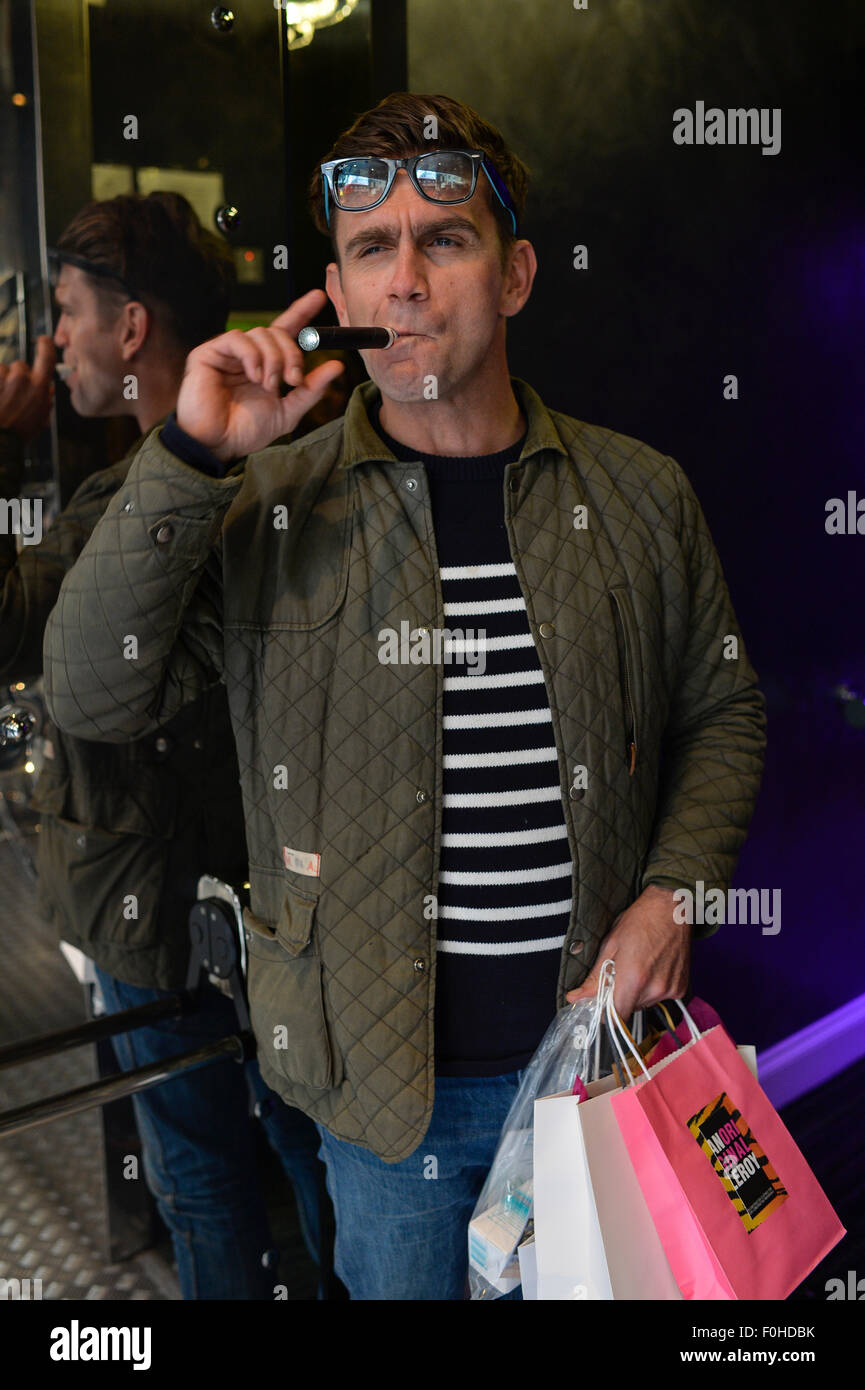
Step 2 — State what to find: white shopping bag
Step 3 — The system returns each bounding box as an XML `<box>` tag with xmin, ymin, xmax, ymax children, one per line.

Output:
<box><xmin>533</xmin><ymin>1087</ymin><xmax>613</xmax><ymax>1300</ymax></box>
<box><xmin>517</xmin><ymin>1235</ymin><xmax>538</xmax><ymax>1300</ymax></box>
<box><xmin>533</xmin><ymin>1079</ymin><xmax>684</xmax><ymax>1301</ymax></box>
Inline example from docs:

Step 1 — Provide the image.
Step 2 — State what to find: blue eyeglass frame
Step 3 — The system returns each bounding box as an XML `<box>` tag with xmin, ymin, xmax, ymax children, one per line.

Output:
<box><xmin>320</xmin><ymin>148</ymin><xmax>518</xmax><ymax>236</ymax></box>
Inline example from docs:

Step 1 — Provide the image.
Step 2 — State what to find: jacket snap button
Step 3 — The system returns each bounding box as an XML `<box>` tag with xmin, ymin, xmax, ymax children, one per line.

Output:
<box><xmin>155</xmin><ymin>523</ymin><xmax>173</xmax><ymax>543</ymax></box>
<box><xmin>413</xmin><ymin>957</ymin><xmax>426</xmax><ymax>973</ymax></box>
<box><xmin>75</xmin><ymin>834</ymin><xmax>86</xmax><ymax>849</ymax></box>
<box><xmin>155</xmin><ymin>736</ymin><xmax>170</xmax><ymax>753</ymax></box>
<box><xmin>508</xmin><ymin>475</ymin><xmax>520</xmax><ymax>492</ymax></box>
<box><xmin>405</xmin><ymin>477</ymin><xmax>418</xmax><ymax>491</ymax></box>
<box><xmin>568</xmin><ymin>940</ymin><xmax>584</xmax><ymax>955</ymax></box>
<box><xmin>416</xmin><ymin>789</ymin><xmax>428</xmax><ymax>805</ymax></box>
<box><xmin>539</xmin><ymin>622</ymin><xmax>555</xmax><ymax>639</ymax></box>
<box><xmin>569</xmin><ymin>786</ymin><xmax>585</xmax><ymax>801</ymax></box>
<box><xmin>122</xmin><ymin>500</ymin><xmax>134</xmax><ymax>513</ymax></box>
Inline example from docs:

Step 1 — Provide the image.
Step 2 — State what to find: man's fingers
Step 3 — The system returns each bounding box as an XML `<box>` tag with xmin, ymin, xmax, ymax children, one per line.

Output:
<box><xmin>268</xmin><ymin>288</ymin><xmax>330</xmax><ymax>336</ymax></box>
<box><xmin>197</xmin><ymin>326</ymin><xmax>303</xmax><ymax>392</ymax></box>
<box><xmin>278</xmin><ymin>359</ymin><xmax>345</xmax><ymax>430</ymax></box>
<box><xmin>565</xmin><ymin>920</ymin><xmax>624</xmax><ymax>1003</ymax></box>
<box><xmin>244</xmin><ymin>326</ymin><xmax>293</xmax><ymax>394</ymax></box>
<box><xmin>612</xmin><ymin>983</ymin><xmax>641</xmax><ymax>1019</ymax></box>
<box><xmin>566</xmin><ymin>958</ymin><xmax>608</xmax><ymax>1004</ymax></box>
<box><xmin>0</xmin><ymin>364</ymin><xmax>31</xmax><ymax>411</ymax></box>
<box><xmin>202</xmin><ymin>329</ymin><xmax>267</xmax><ymax>384</ymax></box>
<box><xmin>634</xmin><ymin>962</ymin><xmax>691</xmax><ymax>1011</ymax></box>
<box><xmin>194</xmin><ymin>296</ymin><xmax>332</xmax><ymax>390</ymax></box>
<box><xmin>31</xmin><ymin>336</ymin><xmax>56</xmax><ymax>387</ymax></box>
<box><xmin>298</xmin><ymin>358</ymin><xmax>346</xmax><ymax>394</ymax></box>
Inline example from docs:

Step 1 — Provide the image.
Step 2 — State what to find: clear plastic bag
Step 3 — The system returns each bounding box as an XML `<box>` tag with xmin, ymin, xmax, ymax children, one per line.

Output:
<box><xmin>467</xmin><ymin>998</ymin><xmax>598</xmax><ymax>1300</ymax></box>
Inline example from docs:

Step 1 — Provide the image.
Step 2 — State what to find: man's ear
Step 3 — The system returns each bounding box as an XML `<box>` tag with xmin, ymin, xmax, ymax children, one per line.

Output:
<box><xmin>118</xmin><ymin>301</ymin><xmax>151</xmax><ymax>360</ymax></box>
<box><xmin>325</xmin><ymin>262</ymin><xmax>349</xmax><ymax>327</ymax></box>
<box><xmin>501</xmin><ymin>239</ymin><xmax>537</xmax><ymax>320</ymax></box>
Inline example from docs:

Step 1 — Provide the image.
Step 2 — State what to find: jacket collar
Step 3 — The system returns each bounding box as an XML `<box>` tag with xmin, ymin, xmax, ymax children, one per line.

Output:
<box><xmin>339</xmin><ymin>376</ymin><xmax>569</xmax><ymax>469</ymax></box>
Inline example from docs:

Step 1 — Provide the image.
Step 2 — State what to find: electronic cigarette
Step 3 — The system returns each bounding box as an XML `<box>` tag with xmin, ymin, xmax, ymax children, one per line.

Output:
<box><xmin>297</xmin><ymin>326</ymin><xmax>398</xmax><ymax>351</ymax></box>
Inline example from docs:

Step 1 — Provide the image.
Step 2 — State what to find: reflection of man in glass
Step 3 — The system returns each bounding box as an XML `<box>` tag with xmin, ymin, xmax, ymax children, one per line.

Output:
<box><xmin>1</xmin><ymin>192</ymin><xmax>333</xmax><ymax>1299</ymax></box>
<box><xmin>44</xmin><ymin>97</ymin><xmax>766</xmax><ymax>1299</ymax></box>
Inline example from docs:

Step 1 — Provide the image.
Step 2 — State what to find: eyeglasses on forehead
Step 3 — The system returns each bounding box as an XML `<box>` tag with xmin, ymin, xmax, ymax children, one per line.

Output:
<box><xmin>320</xmin><ymin>148</ymin><xmax>518</xmax><ymax>235</ymax></box>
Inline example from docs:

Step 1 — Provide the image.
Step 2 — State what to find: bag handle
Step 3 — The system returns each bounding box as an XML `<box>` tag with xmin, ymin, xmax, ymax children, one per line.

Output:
<box><xmin>605</xmin><ymin>990</ymin><xmax>652</xmax><ymax>1085</ymax></box>
<box><xmin>587</xmin><ymin>957</ymin><xmax>615</xmax><ymax>1072</ymax></box>
<box><xmin>578</xmin><ymin>959</ymin><xmax>617</xmax><ymax>1086</ymax></box>
<box><xmin>653</xmin><ymin>1001</ymin><xmax>680</xmax><ymax>1037</ymax></box>
<box><xmin>608</xmin><ymin>992</ymin><xmax>703</xmax><ymax>1085</ymax></box>
<box><xmin>593</xmin><ymin>964</ymin><xmax>652</xmax><ymax>1086</ymax></box>
<box><xmin>584</xmin><ymin>964</ymin><xmax>699</xmax><ymax>1086</ymax></box>
<box><xmin>654</xmin><ymin>998</ymin><xmax>701</xmax><ymax>1045</ymax></box>
<box><xmin>673</xmin><ymin>998</ymin><xmax>700</xmax><ymax>1042</ymax></box>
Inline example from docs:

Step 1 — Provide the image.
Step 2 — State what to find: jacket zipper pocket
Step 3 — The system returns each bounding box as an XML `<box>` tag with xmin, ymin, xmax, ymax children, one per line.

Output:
<box><xmin>609</xmin><ymin>589</ymin><xmax>638</xmax><ymax>775</ymax></box>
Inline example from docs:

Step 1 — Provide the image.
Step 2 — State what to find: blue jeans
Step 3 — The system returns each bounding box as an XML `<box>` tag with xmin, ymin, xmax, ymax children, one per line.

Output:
<box><xmin>95</xmin><ymin>968</ymin><xmax>329</xmax><ymax>1300</ymax></box>
<box><xmin>316</xmin><ymin>1071</ymin><xmax>524</xmax><ymax>1300</ymax></box>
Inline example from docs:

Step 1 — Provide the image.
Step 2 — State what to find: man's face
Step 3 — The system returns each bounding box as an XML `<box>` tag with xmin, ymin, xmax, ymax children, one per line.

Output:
<box><xmin>53</xmin><ymin>265</ymin><xmax>126</xmax><ymax>417</ymax></box>
<box><xmin>325</xmin><ymin>169</ymin><xmax>521</xmax><ymax>404</ymax></box>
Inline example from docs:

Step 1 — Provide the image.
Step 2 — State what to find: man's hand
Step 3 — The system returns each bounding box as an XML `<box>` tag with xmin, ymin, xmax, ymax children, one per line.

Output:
<box><xmin>176</xmin><ymin>289</ymin><xmax>346</xmax><ymax>462</ymax></box>
<box><xmin>0</xmin><ymin>336</ymin><xmax>55</xmax><ymax>440</ymax></box>
<box><xmin>566</xmin><ymin>884</ymin><xmax>691</xmax><ymax>1019</ymax></box>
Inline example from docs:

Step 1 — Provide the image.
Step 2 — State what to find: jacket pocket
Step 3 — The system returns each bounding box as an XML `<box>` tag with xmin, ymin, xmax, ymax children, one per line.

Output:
<box><xmin>609</xmin><ymin>587</ymin><xmax>640</xmax><ymax>775</ymax></box>
<box><xmin>243</xmin><ymin>884</ymin><xmax>339</xmax><ymax>1091</ymax></box>
<box><xmin>30</xmin><ymin>744</ymin><xmax>178</xmax><ymax>840</ymax></box>
<box><xmin>35</xmin><ymin>815</ymin><xmax>170</xmax><ymax>949</ymax></box>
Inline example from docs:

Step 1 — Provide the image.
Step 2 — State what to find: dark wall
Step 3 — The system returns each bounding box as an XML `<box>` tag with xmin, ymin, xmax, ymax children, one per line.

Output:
<box><xmin>87</xmin><ymin>0</ymin><xmax>404</xmax><ymax>310</ymax></box>
<box><xmin>88</xmin><ymin>0</ymin><xmax>286</xmax><ymax>314</ymax></box>
<box><xmin>288</xmin><ymin>0</ymin><xmax>407</xmax><ymax>300</ymax></box>
<box><xmin>35</xmin><ymin>0</ymin><xmax>92</xmax><ymax>251</ymax></box>
<box><xmin>287</xmin><ymin>0</ymin><xmax>374</xmax><ymax>299</ymax></box>
<box><xmin>409</xmin><ymin>0</ymin><xmax>865</xmax><ymax>1047</ymax></box>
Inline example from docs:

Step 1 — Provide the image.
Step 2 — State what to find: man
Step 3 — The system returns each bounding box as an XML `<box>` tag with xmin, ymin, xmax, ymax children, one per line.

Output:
<box><xmin>43</xmin><ymin>96</ymin><xmax>766</xmax><ymax>1299</ymax></box>
<box><xmin>1</xmin><ymin>191</ymin><xmax>334</xmax><ymax>1299</ymax></box>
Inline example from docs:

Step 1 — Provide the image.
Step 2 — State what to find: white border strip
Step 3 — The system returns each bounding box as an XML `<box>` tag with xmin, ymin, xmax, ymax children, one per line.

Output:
<box><xmin>756</xmin><ymin>991</ymin><xmax>865</xmax><ymax>1109</ymax></box>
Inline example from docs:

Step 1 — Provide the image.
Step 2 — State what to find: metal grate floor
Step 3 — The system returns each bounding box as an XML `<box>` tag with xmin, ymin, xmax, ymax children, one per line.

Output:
<box><xmin>0</xmin><ymin>802</ymin><xmax>177</xmax><ymax>1300</ymax></box>
<box><xmin>0</xmin><ymin>792</ymin><xmax>318</xmax><ymax>1301</ymax></box>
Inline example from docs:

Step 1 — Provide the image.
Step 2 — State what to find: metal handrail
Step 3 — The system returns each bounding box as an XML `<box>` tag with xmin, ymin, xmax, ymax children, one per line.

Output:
<box><xmin>0</xmin><ymin>994</ymin><xmax>189</xmax><ymax>1071</ymax></box>
<box><xmin>0</xmin><ymin>1031</ymin><xmax>254</xmax><ymax>1139</ymax></box>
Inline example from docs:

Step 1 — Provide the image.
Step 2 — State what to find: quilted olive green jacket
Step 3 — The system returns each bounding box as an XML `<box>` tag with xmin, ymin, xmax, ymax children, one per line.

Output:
<box><xmin>0</xmin><ymin>428</ymin><xmax>246</xmax><ymax>988</ymax></box>
<box><xmin>43</xmin><ymin>378</ymin><xmax>766</xmax><ymax>1161</ymax></box>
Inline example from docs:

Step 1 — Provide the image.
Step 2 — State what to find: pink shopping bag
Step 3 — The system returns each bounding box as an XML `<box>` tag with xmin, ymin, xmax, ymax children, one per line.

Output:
<box><xmin>612</xmin><ymin>1025</ymin><xmax>845</xmax><ymax>1300</ymax></box>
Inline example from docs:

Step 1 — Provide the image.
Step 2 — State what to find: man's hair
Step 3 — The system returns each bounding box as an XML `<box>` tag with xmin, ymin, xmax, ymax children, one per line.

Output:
<box><xmin>56</xmin><ymin>192</ymin><xmax>236</xmax><ymax>354</ymax></box>
<box><xmin>308</xmin><ymin>92</ymin><xmax>530</xmax><ymax>258</ymax></box>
